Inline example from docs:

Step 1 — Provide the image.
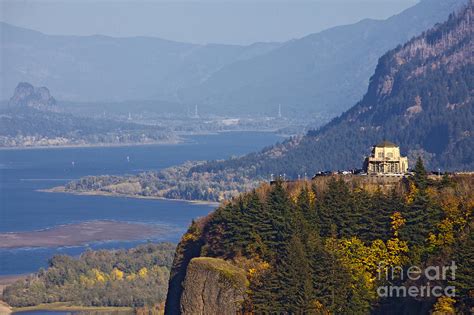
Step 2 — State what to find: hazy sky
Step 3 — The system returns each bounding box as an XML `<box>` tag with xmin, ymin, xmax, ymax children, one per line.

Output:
<box><xmin>1</xmin><ymin>0</ymin><xmax>418</xmax><ymax>45</ymax></box>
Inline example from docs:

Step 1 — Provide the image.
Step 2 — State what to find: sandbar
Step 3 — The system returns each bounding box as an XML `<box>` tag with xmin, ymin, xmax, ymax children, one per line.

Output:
<box><xmin>0</xmin><ymin>220</ymin><xmax>175</xmax><ymax>249</ymax></box>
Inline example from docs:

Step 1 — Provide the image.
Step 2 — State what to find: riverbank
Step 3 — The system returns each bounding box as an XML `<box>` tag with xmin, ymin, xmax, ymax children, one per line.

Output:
<box><xmin>40</xmin><ymin>186</ymin><xmax>220</xmax><ymax>206</ymax></box>
<box><xmin>0</xmin><ymin>301</ymin><xmax>11</xmax><ymax>315</ymax></box>
<box><xmin>0</xmin><ymin>129</ymin><xmax>288</xmax><ymax>151</ymax></box>
<box><xmin>11</xmin><ymin>302</ymin><xmax>134</xmax><ymax>314</ymax></box>
<box><xmin>0</xmin><ymin>138</ymin><xmax>183</xmax><ymax>151</ymax></box>
<box><xmin>0</xmin><ymin>275</ymin><xmax>27</xmax><ymax>293</ymax></box>
<box><xmin>0</xmin><ymin>275</ymin><xmax>28</xmax><ymax>315</ymax></box>
<box><xmin>0</xmin><ymin>221</ymin><xmax>176</xmax><ymax>249</ymax></box>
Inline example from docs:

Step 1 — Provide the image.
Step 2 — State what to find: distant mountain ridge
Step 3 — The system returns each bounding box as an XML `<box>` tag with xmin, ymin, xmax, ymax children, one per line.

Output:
<box><xmin>192</xmin><ymin>1</ymin><xmax>473</xmax><ymax>175</ymax></box>
<box><xmin>180</xmin><ymin>0</ymin><xmax>467</xmax><ymax>116</ymax></box>
<box><xmin>0</xmin><ymin>0</ymin><xmax>467</xmax><ymax>117</ymax></box>
<box><xmin>0</xmin><ymin>21</ymin><xmax>281</xmax><ymax>103</ymax></box>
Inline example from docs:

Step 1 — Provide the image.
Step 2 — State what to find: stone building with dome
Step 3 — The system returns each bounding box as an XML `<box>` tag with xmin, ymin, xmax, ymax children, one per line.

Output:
<box><xmin>363</xmin><ymin>141</ymin><xmax>408</xmax><ymax>175</ymax></box>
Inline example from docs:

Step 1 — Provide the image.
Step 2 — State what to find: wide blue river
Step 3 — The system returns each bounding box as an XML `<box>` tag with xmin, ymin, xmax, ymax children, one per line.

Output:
<box><xmin>0</xmin><ymin>131</ymin><xmax>282</xmax><ymax>276</ymax></box>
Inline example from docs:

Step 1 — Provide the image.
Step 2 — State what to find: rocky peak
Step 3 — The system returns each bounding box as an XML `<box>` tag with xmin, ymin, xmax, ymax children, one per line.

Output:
<box><xmin>8</xmin><ymin>82</ymin><xmax>58</xmax><ymax>111</ymax></box>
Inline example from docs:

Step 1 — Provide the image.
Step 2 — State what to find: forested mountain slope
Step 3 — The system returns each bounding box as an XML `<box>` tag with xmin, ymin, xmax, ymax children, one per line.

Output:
<box><xmin>165</xmin><ymin>171</ymin><xmax>474</xmax><ymax>314</ymax></box>
<box><xmin>193</xmin><ymin>1</ymin><xmax>474</xmax><ymax>174</ymax></box>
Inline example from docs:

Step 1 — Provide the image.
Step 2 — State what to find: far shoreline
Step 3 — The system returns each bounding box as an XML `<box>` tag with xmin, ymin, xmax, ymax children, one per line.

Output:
<box><xmin>39</xmin><ymin>186</ymin><xmax>220</xmax><ymax>207</ymax></box>
<box><xmin>0</xmin><ymin>129</ymin><xmax>284</xmax><ymax>151</ymax></box>
<box><xmin>11</xmin><ymin>302</ymin><xmax>134</xmax><ymax>314</ymax></box>
<box><xmin>0</xmin><ymin>139</ymin><xmax>183</xmax><ymax>151</ymax></box>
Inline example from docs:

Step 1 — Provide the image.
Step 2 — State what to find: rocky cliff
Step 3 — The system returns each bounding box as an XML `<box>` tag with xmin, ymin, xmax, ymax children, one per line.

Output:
<box><xmin>363</xmin><ymin>0</ymin><xmax>473</xmax><ymax>107</ymax></box>
<box><xmin>164</xmin><ymin>221</ymin><xmax>249</xmax><ymax>315</ymax></box>
<box><xmin>179</xmin><ymin>257</ymin><xmax>247</xmax><ymax>315</ymax></box>
<box><xmin>164</xmin><ymin>222</ymin><xmax>205</xmax><ymax>315</ymax></box>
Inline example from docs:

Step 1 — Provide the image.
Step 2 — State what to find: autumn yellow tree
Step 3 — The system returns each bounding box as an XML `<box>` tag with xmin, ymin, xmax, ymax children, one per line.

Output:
<box><xmin>432</xmin><ymin>296</ymin><xmax>456</xmax><ymax>314</ymax></box>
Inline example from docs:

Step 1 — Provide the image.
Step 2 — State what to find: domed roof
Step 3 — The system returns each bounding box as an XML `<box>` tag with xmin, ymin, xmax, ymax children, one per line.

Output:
<box><xmin>375</xmin><ymin>140</ymin><xmax>398</xmax><ymax>148</ymax></box>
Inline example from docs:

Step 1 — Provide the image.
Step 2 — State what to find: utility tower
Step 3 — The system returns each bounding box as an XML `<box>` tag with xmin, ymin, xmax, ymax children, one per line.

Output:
<box><xmin>194</xmin><ymin>105</ymin><xmax>200</xmax><ymax>119</ymax></box>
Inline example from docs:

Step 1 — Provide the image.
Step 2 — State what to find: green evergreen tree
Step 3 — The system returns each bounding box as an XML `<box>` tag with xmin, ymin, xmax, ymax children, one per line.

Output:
<box><xmin>400</xmin><ymin>188</ymin><xmax>441</xmax><ymax>247</ymax></box>
<box><xmin>297</xmin><ymin>186</ymin><xmax>315</xmax><ymax>223</ymax></box>
<box><xmin>350</xmin><ymin>189</ymin><xmax>373</xmax><ymax>241</ymax></box>
<box><xmin>366</xmin><ymin>189</ymin><xmax>400</xmax><ymax>242</ymax></box>
<box><xmin>265</xmin><ymin>180</ymin><xmax>293</xmax><ymax>256</ymax></box>
<box><xmin>317</xmin><ymin>178</ymin><xmax>352</xmax><ymax>238</ymax></box>
<box><xmin>244</xmin><ymin>191</ymin><xmax>272</xmax><ymax>259</ymax></box>
<box><xmin>204</xmin><ymin>203</ymin><xmax>237</xmax><ymax>257</ymax></box>
<box><xmin>449</xmin><ymin>224</ymin><xmax>474</xmax><ymax>312</ymax></box>
<box><xmin>249</xmin><ymin>264</ymin><xmax>281</xmax><ymax>313</ymax></box>
<box><xmin>294</xmin><ymin>186</ymin><xmax>318</xmax><ymax>237</ymax></box>
<box><xmin>311</xmin><ymin>236</ymin><xmax>352</xmax><ymax>313</ymax></box>
<box><xmin>413</xmin><ymin>157</ymin><xmax>428</xmax><ymax>189</ymax></box>
<box><xmin>276</xmin><ymin>235</ymin><xmax>314</xmax><ymax>313</ymax></box>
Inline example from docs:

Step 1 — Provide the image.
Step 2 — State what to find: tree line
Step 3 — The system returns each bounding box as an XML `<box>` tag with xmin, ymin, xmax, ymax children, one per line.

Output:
<box><xmin>177</xmin><ymin>159</ymin><xmax>473</xmax><ymax>313</ymax></box>
<box><xmin>3</xmin><ymin>243</ymin><xmax>176</xmax><ymax>309</ymax></box>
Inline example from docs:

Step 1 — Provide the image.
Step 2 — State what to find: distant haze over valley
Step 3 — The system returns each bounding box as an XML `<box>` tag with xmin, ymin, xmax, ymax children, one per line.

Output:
<box><xmin>0</xmin><ymin>0</ymin><xmax>466</xmax><ymax>119</ymax></box>
<box><xmin>1</xmin><ymin>0</ymin><xmax>417</xmax><ymax>45</ymax></box>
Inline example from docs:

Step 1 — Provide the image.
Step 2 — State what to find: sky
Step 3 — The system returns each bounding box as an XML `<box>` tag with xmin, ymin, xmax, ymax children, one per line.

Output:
<box><xmin>0</xmin><ymin>0</ymin><xmax>418</xmax><ymax>45</ymax></box>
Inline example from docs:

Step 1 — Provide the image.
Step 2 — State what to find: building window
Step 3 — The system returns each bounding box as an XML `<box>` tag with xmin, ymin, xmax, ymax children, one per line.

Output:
<box><xmin>378</xmin><ymin>152</ymin><xmax>383</xmax><ymax>158</ymax></box>
<box><xmin>387</xmin><ymin>152</ymin><xmax>393</xmax><ymax>158</ymax></box>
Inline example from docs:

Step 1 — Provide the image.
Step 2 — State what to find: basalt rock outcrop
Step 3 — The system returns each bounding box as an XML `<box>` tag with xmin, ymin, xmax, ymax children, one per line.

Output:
<box><xmin>179</xmin><ymin>257</ymin><xmax>247</xmax><ymax>315</ymax></box>
<box><xmin>8</xmin><ymin>82</ymin><xmax>58</xmax><ymax>111</ymax></box>
<box><xmin>164</xmin><ymin>220</ymin><xmax>249</xmax><ymax>315</ymax></box>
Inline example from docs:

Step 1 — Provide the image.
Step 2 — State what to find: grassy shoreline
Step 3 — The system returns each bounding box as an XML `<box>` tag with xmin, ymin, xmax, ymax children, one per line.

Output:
<box><xmin>0</xmin><ymin>139</ymin><xmax>183</xmax><ymax>151</ymax></box>
<box><xmin>39</xmin><ymin>186</ymin><xmax>220</xmax><ymax>206</ymax></box>
<box><xmin>0</xmin><ymin>129</ymin><xmax>283</xmax><ymax>151</ymax></box>
<box><xmin>12</xmin><ymin>302</ymin><xmax>134</xmax><ymax>313</ymax></box>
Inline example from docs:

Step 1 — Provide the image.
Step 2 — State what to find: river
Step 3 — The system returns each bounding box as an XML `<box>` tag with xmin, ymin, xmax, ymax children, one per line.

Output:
<box><xmin>0</xmin><ymin>131</ymin><xmax>283</xmax><ymax>276</ymax></box>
